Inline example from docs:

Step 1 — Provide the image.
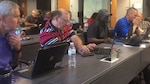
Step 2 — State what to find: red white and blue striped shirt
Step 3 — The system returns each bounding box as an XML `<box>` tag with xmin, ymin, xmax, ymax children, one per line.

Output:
<box><xmin>40</xmin><ymin>20</ymin><xmax>75</xmax><ymax>46</ymax></box>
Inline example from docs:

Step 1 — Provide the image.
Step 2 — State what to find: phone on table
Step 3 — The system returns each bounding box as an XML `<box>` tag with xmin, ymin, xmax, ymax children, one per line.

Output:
<box><xmin>81</xmin><ymin>52</ymin><xmax>95</xmax><ymax>57</ymax></box>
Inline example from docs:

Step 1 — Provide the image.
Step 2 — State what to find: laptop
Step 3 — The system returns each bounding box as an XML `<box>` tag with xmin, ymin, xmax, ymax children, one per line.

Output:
<box><xmin>14</xmin><ymin>42</ymin><xmax>69</xmax><ymax>79</ymax></box>
<box><xmin>142</xmin><ymin>26</ymin><xmax>150</xmax><ymax>42</ymax></box>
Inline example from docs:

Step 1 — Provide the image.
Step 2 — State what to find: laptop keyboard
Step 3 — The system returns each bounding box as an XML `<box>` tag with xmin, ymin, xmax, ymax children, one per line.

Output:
<box><xmin>115</xmin><ymin>38</ymin><xmax>130</xmax><ymax>45</ymax></box>
<box><xmin>91</xmin><ymin>47</ymin><xmax>111</xmax><ymax>59</ymax></box>
<box><xmin>92</xmin><ymin>47</ymin><xmax>111</xmax><ymax>55</ymax></box>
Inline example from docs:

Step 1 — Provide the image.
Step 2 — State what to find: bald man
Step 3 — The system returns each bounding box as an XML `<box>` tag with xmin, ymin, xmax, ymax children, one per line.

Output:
<box><xmin>25</xmin><ymin>9</ymin><xmax>40</xmax><ymax>27</ymax></box>
<box><xmin>40</xmin><ymin>8</ymin><xmax>96</xmax><ymax>55</ymax></box>
<box><xmin>114</xmin><ymin>7</ymin><xmax>140</xmax><ymax>38</ymax></box>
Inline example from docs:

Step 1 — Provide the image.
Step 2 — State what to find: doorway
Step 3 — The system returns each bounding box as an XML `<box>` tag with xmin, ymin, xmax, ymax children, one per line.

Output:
<box><xmin>18</xmin><ymin>0</ymin><xmax>27</xmax><ymax>17</ymax></box>
<box><xmin>57</xmin><ymin>0</ymin><xmax>70</xmax><ymax>10</ymax></box>
<box><xmin>110</xmin><ymin>0</ymin><xmax>117</xmax><ymax>28</ymax></box>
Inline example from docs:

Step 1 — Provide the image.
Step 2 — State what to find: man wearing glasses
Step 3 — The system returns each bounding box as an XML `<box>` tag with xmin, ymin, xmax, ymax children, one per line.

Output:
<box><xmin>40</xmin><ymin>8</ymin><xmax>96</xmax><ymax>55</ymax></box>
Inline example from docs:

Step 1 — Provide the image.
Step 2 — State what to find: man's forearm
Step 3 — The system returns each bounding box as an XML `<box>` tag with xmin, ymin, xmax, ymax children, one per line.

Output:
<box><xmin>87</xmin><ymin>38</ymin><xmax>105</xmax><ymax>44</ymax></box>
<box><xmin>71</xmin><ymin>35</ymin><xmax>83</xmax><ymax>50</ymax></box>
<box><xmin>12</xmin><ymin>49</ymin><xmax>22</xmax><ymax>66</ymax></box>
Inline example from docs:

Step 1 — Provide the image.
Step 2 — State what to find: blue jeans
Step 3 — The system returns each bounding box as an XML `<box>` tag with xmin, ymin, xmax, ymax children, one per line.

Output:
<box><xmin>0</xmin><ymin>75</ymin><xmax>11</xmax><ymax>84</ymax></box>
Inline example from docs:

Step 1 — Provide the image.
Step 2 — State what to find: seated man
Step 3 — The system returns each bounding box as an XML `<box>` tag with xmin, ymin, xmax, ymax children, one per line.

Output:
<box><xmin>87</xmin><ymin>9</ymin><xmax>113</xmax><ymax>44</ymax></box>
<box><xmin>25</xmin><ymin>9</ymin><xmax>39</xmax><ymax>27</ymax></box>
<box><xmin>138</xmin><ymin>13</ymin><xmax>150</xmax><ymax>34</ymax></box>
<box><xmin>114</xmin><ymin>7</ymin><xmax>141</xmax><ymax>39</ymax></box>
<box><xmin>0</xmin><ymin>1</ymin><xmax>22</xmax><ymax>84</ymax></box>
<box><xmin>40</xmin><ymin>8</ymin><xmax>96</xmax><ymax>55</ymax></box>
<box><xmin>25</xmin><ymin>9</ymin><xmax>43</xmax><ymax>34</ymax></box>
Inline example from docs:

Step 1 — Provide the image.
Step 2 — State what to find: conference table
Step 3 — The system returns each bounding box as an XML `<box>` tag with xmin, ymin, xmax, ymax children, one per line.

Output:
<box><xmin>12</xmin><ymin>38</ymin><xmax>150</xmax><ymax>84</ymax></box>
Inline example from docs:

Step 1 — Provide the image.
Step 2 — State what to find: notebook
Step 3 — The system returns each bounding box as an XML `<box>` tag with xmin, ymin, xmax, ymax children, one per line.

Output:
<box><xmin>14</xmin><ymin>42</ymin><xmax>69</xmax><ymax>79</ymax></box>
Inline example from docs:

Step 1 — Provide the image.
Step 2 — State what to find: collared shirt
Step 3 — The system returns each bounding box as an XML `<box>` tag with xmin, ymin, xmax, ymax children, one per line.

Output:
<box><xmin>114</xmin><ymin>17</ymin><xmax>133</xmax><ymax>38</ymax></box>
<box><xmin>40</xmin><ymin>20</ymin><xmax>75</xmax><ymax>46</ymax></box>
<box><xmin>0</xmin><ymin>34</ymin><xmax>13</xmax><ymax>68</ymax></box>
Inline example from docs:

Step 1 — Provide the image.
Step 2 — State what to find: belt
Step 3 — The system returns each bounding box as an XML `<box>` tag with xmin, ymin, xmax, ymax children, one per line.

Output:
<box><xmin>0</xmin><ymin>68</ymin><xmax>12</xmax><ymax>78</ymax></box>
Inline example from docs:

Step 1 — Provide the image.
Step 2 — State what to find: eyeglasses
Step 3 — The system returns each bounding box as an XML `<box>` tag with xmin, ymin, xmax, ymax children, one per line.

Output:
<box><xmin>59</xmin><ymin>16</ymin><xmax>69</xmax><ymax>23</ymax></box>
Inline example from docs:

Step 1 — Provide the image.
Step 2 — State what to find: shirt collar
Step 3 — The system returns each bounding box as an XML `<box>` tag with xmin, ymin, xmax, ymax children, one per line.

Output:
<box><xmin>49</xmin><ymin>20</ymin><xmax>60</xmax><ymax>31</ymax></box>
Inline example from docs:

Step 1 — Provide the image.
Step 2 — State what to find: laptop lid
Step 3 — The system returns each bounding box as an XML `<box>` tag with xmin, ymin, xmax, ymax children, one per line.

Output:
<box><xmin>31</xmin><ymin>42</ymin><xmax>69</xmax><ymax>77</ymax></box>
<box><xmin>14</xmin><ymin>42</ymin><xmax>69</xmax><ymax>79</ymax></box>
<box><xmin>143</xmin><ymin>26</ymin><xmax>150</xmax><ymax>39</ymax></box>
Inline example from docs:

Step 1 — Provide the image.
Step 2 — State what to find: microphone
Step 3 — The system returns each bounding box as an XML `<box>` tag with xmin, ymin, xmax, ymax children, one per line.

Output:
<box><xmin>105</xmin><ymin>32</ymin><xmax>116</xmax><ymax>61</ymax></box>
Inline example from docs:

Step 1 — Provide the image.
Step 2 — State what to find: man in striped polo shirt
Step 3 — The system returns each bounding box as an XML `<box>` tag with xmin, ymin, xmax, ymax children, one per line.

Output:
<box><xmin>40</xmin><ymin>8</ymin><xmax>96</xmax><ymax>55</ymax></box>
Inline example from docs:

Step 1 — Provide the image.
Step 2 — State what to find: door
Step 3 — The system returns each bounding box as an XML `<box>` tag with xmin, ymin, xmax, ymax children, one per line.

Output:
<box><xmin>57</xmin><ymin>0</ymin><xmax>70</xmax><ymax>10</ymax></box>
<box><xmin>18</xmin><ymin>0</ymin><xmax>27</xmax><ymax>17</ymax></box>
<box><xmin>110</xmin><ymin>0</ymin><xmax>117</xmax><ymax>28</ymax></box>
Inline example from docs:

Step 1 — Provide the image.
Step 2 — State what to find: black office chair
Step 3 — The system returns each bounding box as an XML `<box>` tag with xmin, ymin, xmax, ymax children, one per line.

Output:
<box><xmin>72</xmin><ymin>23</ymin><xmax>80</xmax><ymax>31</ymax></box>
<box><xmin>13</xmin><ymin>43</ymin><xmax>41</xmax><ymax>70</ymax></box>
<box><xmin>83</xmin><ymin>32</ymin><xmax>88</xmax><ymax>45</ymax></box>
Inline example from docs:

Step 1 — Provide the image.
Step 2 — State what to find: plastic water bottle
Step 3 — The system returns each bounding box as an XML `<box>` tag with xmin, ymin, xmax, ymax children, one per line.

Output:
<box><xmin>68</xmin><ymin>42</ymin><xmax>76</xmax><ymax>68</ymax></box>
<box><xmin>15</xmin><ymin>25</ymin><xmax>22</xmax><ymax>40</ymax></box>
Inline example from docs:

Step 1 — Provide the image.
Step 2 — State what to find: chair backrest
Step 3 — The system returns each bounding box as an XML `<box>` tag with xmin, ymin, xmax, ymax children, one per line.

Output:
<box><xmin>72</xmin><ymin>23</ymin><xmax>80</xmax><ymax>30</ymax></box>
<box><xmin>83</xmin><ymin>32</ymin><xmax>88</xmax><ymax>44</ymax></box>
<box><xmin>21</xmin><ymin>43</ymin><xmax>40</xmax><ymax>62</ymax></box>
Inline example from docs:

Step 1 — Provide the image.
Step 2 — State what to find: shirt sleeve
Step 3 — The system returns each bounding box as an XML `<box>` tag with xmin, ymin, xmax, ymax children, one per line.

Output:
<box><xmin>114</xmin><ymin>19</ymin><xmax>130</xmax><ymax>38</ymax></box>
<box><xmin>25</xmin><ymin>16</ymin><xmax>30</xmax><ymax>22</ymax></box>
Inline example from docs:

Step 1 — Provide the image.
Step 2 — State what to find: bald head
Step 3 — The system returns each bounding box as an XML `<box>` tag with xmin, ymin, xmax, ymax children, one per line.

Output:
<box><xmin>32</xmin><ymin>9</ymin><xmax>39</xmax><ymax>18</ymax></box>
<box><xmin>126</xmin><ymin>7</ymin><xmax>138</xmax><ymax>15</ymax></box>
<box><xmin>51</xmin><ymin>8</ymin><xmax>70</xmax><ymax>30</ymax></box>
<box><xmin>58</xmin><ymin>8</ymin><xmax>70</xmax><ymax>20</ymax></box>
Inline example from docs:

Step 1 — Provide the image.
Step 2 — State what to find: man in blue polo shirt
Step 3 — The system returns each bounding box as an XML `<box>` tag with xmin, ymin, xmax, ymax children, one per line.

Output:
<box><xmin>0</xmin><ymin>1</ymin><xmax>21</xmax><ymax>84</ymax></box>
<box><xmin>114</xmin><ymin>7</ymin><xmax>140</xmax><ymax>38</ymax></box>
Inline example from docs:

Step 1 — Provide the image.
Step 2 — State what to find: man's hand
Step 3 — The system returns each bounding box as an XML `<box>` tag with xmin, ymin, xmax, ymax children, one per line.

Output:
<box><xmin>86</xmin><ymin>43</ymin><xmax>96</xmax><ymax>50</ymax></box>
<box><xmin>78</xmin><ymin>43</ymin><xmax>96</xmax><ymax>55</ymax></box>
<box><xmin>8</xmin><ymin>33</ymin><xmax>21</xmax><ymax>51</ymax></box>
<box><xmin>104</xmin><ymin>38</ymin><xmax>113</xmax><ymax>43</ymax></box>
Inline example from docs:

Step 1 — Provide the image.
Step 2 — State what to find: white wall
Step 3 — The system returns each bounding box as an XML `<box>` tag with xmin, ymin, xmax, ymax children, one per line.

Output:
<box><xmin>117</xmin><ymin>0</ymin><xmax>143</xmax><ymax>21</ymax></box>
<box><xmin>84</xmin><ymin>0</ymin><xmax>102</xmax><ymax>19</ymax></box>
<box><xmin>27</xmin><ymin>0</ymin><xmax>37</xmax><ymax>16</ymax></box>
<box><xmin>129</xmin><ymin>0</ymin><xmax>143</xmax><ymax>13</ymax></box>
<box><xmin>70</xmin><ymin>0</ymin><xmax>78</xmax><ymax>22</ymax></box>
<box><xmin>83</xmin><ymin>0</ymin><xmax>110</xmax><ymax>22</ymax></box>
<box><xmin>117</xmin><ymin>0</ymin><xmax>129</xmax><ymax>21</ymax></box>
<box><xmin>51</xmin><ymin>0</ymin><xmax>57</xmax><ymax>11</ymax></box>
